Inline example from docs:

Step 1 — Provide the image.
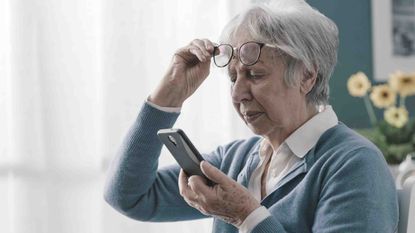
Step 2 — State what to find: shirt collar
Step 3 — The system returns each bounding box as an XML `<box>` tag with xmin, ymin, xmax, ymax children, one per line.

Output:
<box><xmin>285</xmin><ymin>105</ymin><xmax>338</xmax><ymax>158</ymax></box>
<box><xmin>259</xmin><ymin>139</ymin><xmax>273</xmax><ymax>160</ymax></box>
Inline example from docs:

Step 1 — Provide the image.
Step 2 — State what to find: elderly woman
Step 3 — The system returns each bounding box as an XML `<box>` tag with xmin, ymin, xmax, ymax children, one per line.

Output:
<box><xmin>104</xmin><ymin>1</ymin><xmax>398</xmax><ymax>232</ymax></box>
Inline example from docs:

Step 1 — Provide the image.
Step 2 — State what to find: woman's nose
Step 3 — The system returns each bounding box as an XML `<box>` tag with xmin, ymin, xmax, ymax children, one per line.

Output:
<box><xmin>231</xmin><ymin>76</ymin><xmax>252</xmax><ymax>103</ymax></box>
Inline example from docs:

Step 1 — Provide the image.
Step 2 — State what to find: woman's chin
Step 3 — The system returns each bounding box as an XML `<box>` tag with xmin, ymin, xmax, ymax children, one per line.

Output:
<box><xmin>246</xmin><ymin>123</ymin><xmax>268</xmax><ymax>136</ymax></box>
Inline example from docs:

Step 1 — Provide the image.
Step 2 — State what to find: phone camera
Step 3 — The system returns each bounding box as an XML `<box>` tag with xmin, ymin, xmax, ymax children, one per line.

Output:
<box><xmin>168</xmin><ymin>135</ymin><xmax>177</xmax><ymax>146</ymax></box>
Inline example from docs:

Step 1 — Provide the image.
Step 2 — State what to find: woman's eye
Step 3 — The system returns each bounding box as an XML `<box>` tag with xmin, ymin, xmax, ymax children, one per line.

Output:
<box><xmin>248</xmin><ymin>71</ymin><xmax>265</xmax><ymax>79</ymax></box>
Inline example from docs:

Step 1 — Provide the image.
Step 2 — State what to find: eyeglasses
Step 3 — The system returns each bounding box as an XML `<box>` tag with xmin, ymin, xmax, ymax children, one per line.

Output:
<box><xmin>212</xmin><ymin>41</ymin><xmax>277</xmax><ymax>68</ymax></box>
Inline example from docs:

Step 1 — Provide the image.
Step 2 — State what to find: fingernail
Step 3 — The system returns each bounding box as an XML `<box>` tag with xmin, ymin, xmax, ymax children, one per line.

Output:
<box><xmin>201</xmin><ymin>161</ymin><xmax>210</xmax><ymax>167</ymax></box>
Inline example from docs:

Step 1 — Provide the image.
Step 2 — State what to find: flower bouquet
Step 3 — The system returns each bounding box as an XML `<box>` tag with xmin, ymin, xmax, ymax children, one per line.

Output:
<box><xmin>347</xmin><ymin>71</ymin><xmax>415</xmax><ymax>164</ymax></box>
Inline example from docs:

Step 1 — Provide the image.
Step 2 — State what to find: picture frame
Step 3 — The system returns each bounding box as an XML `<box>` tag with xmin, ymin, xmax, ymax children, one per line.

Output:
<box><xmin>372</xmin><ymin>0</ymin><xmax>415</xmax><ymax>81</ymax></box>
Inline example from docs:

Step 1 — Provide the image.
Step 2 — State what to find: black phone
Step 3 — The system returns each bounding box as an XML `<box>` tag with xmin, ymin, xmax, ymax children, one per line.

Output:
<box><xmin>157</xmin><ymin>128</ymin><xmax>211</xmax><ymax>182</ymax></box>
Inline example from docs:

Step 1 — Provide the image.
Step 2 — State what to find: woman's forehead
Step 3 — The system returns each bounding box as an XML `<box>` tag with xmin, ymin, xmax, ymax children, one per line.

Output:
<box><xmin>228</xmin><ymin>29</ymin><xmax>255</xmax><ymax>46</ymax></box>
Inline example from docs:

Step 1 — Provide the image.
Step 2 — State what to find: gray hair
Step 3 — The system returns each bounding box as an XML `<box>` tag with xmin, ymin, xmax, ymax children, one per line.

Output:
<box><xmin>219</xmin><ymin>0</ymin><xmax>339</xmax><ymax>106</ymax></box>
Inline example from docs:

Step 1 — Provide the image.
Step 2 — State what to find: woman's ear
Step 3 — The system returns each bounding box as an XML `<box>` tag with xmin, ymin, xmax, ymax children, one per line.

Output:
<box><xmin>300</xmin><ymin>66</ymin><xmax>317</xmax><ymax>95</ymax></box>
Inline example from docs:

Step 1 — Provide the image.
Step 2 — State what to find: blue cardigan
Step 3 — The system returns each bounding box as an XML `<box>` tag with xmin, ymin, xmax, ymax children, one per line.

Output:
<box><xmin>104</xmin><ymin>103</ymin><xmax>399</xmax><ymax>233</ymax></box>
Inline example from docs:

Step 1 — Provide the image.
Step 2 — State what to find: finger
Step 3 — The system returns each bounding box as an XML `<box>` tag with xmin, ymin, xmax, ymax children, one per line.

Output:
<box><xmin>178</xmin><ymin>168</ymin><xmax>189</xmax><ymax>195</ymax></box>
<box><xmin>201</xmin><ymin>39</ymin><xmax>215</xmax><ymax>54</ymax></box>
<box><xmin>188</xmin><ymin>46</ymin><xmax>208</xmax><ymax>62</ymax></box>
<box><xmin>178</xmin><ymin>169</ymin><xmax>199</xmax><ymax>202</ymax></box>
<box><xmin>188</xmin><ymin>175</ymin><xmax>207</xmax><ymax>187</ymax></box>
<box><xmin>174</xmin><ymin>43</ymin><xmax>207</xmax><ymax>64</ymax></box>
<box><xmin>200</xmin><ymin>161</ymin><xmax>232</xmax><ymax>185</ymax></box>
<box><xmin>173</xmin><ymin>47</ymin><xmax>198</xmax><ymax>65</ymax></box>
<box><xmin>187</xmin><ymin>175</ymin><xmax>211</xmax><ymax>198</ymax></box>
<box><xmin>186</xmin><ymin>201</ymin><xmax>210</xmax><ymax>216</ymax></box>
<box><xmin>192</xmin><ymin>39</ymin><xmax>211</xmax><ymax>57</ymax></box>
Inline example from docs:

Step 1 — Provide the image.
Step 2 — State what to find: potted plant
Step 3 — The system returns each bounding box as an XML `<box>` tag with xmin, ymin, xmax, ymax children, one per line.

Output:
<box><xmin>347</xmin><ymin>71</ymin><xmax>415</xmax><ymax>164</ymax></box>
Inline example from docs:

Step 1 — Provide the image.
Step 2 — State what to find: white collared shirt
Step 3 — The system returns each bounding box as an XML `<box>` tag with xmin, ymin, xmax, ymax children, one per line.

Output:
<box><xmin>239</xmin><ymin>106</ymin><xmax>338</xmax><ymax>233</ymax></box>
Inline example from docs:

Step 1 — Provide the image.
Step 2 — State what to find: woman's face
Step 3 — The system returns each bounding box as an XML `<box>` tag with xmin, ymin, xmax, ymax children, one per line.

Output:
<box><xmin>228</xmin><ymin>35</ymin><xmax>310</xmax><ymax>144</ymax></box>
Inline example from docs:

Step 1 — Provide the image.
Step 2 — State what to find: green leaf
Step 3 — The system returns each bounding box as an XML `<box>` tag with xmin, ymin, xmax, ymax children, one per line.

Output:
<box><xmin>377</xmin><ymin>119</ymin><xmax>415</xmax><ymax>144</ymax></box>
<box><xmin>355</xmin><ymin>127</ymin><xmax>415</xmax><ymax>164</ymax></box>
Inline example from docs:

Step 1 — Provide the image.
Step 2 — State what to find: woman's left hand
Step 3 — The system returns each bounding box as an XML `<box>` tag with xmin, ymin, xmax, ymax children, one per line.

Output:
<box><xmin>178</xmin><ymin>161</ymin><xmax>261</xmax><ymax>227</ymax></box>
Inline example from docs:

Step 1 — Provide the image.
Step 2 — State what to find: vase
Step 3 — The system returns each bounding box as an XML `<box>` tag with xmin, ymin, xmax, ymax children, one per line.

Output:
<box><xmin>395</xmin><ymin>153</ymin><xmax>415</xmax><ymax>188</ymax></box>
<box><xmin>388</xmin><ymin>164</ymin><xmax>400</xmax><ymax>179</ymax></box>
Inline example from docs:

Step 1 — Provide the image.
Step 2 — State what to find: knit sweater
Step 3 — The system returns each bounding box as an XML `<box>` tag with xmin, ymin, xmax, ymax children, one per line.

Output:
<box><xmin>104</xmin><ymin>102</ymin><xmax>399</xmax><ymax>233</ymax></box>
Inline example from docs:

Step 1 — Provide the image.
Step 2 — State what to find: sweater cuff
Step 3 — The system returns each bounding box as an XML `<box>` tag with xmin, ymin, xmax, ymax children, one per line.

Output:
<box><xmin>239</xmin><ymin>206</ymin><xmax>271</xmax><ymax>233</ymax></box>
<box><xmin>146</xmin><ymin>96</ymin><xmax>182</xmax><ymax>113</ymax></box>
<box><xmin>251</xmin><ymin>215</ymin><xmax>287</xmax><ymax>233</ymax></box>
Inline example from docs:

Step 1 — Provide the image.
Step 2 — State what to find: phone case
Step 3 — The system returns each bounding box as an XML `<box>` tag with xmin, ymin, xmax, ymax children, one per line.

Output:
<box><xmin>157</xmin><ymin>128</ymin><xmax>207</xmax><ymax>178</ymax></box>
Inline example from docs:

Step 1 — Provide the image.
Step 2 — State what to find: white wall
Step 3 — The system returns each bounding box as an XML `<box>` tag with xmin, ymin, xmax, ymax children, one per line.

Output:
<box><xmin>0</xmin><ymin>0</ymin><xmax>253</xmax><ymax>232</ymax></box>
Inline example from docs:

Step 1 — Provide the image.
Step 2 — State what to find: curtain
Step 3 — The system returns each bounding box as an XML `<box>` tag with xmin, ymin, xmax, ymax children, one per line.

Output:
<box><xmin>0</xmin><ymin>0</ymin><xmax>253</xmax><ymax>232</ymax></box>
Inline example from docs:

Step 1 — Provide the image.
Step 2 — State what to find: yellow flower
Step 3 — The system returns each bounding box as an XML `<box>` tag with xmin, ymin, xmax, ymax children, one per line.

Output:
<box><xmin>384</xmin><ymin>106</ymin><xmax>409</xmax><ymax>128</ymax></box>
<box><xmin>369</xmin><ymin>84</ymin><xmax>396</xmax><ymax>108</ymax></box>
<box><xmin>347</xmin><ymin>72</ymin><xmax>371</xmax><ymax>97</ymax></box>
<box><xmin>388</xmin><ymin>71</ymin><xmax>415</xmax><ymax>97</ymax></box>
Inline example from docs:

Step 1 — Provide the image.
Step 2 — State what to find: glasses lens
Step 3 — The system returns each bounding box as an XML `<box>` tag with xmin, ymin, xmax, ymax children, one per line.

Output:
<box><xmin>213</xmin><ymin>44</ymin><xmax>233</xmax><ymax>67</ymax></box>
<box><xmin>240</xmin><ymin>42</ymin><xmax>261</xmax><ymax>66</ymax></box>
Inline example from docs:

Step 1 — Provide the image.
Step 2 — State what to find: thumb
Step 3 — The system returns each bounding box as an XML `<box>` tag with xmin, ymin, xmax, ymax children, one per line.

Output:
<box><xmin>200</xmin><ymin>161</ymin><xmax>231</xmax><ymax>185</ymax></box>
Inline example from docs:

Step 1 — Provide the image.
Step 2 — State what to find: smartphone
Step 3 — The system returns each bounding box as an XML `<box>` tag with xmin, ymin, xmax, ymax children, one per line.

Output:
<box><xmin>157</xmin><ymin>128</ymin><xmax>212</xmax><ymax>183</ymax></box>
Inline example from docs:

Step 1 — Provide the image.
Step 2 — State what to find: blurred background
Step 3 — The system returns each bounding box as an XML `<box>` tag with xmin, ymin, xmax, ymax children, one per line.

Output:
<box><xmin>0</xmin><ymin>0</ymin><xmax>413</xmax><ymax>232</ymax></box>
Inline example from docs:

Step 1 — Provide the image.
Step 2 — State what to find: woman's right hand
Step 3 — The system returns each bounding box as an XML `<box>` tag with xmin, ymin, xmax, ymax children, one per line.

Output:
<box><xmin>149</xmin><ymin>39</ymin><xmax>216</xmax><ymax>107</ymax></box>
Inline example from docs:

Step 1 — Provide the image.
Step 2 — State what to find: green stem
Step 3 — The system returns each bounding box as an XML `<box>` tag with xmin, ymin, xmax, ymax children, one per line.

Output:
<box><xmin>400</xmin><ymin>95</ymin><xmax>406</xmax><ymax>108</ymax></box>
<box><xmin>363</xmin><ymin>94</ymin><xmax>377</xmax><ymax>127</ymax></box>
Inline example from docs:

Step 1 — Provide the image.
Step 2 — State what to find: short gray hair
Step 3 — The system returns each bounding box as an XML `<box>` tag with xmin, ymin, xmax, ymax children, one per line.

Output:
<box><xmin>219</xmin><ymin>0</ymin><xmax>339</xmax><ymax>106</ymax></box>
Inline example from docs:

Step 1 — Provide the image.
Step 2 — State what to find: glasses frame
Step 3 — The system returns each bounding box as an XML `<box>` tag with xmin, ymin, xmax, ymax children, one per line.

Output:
<box><xmin>212</xmin><ymin>41</ymin><xmax>277</xmax><ymax>68</ymax></box>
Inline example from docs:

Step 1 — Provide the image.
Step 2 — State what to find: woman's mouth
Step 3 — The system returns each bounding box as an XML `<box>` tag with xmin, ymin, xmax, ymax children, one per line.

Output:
<box><xmin>243</xmin><ymin>112</ymin><xmax>263</xmax><ymax>123</ymax></box>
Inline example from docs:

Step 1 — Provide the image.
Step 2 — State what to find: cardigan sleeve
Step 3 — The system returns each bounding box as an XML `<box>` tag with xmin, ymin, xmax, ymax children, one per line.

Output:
<box><xmin>311</xmin><ymin>147</ymin><xmax>399</xmax><ymax>233</ymax></box>
<box><xmin>103</xmin><ymin>102</ymin><xmax>222</xmax><ymax>221</ymax></box>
